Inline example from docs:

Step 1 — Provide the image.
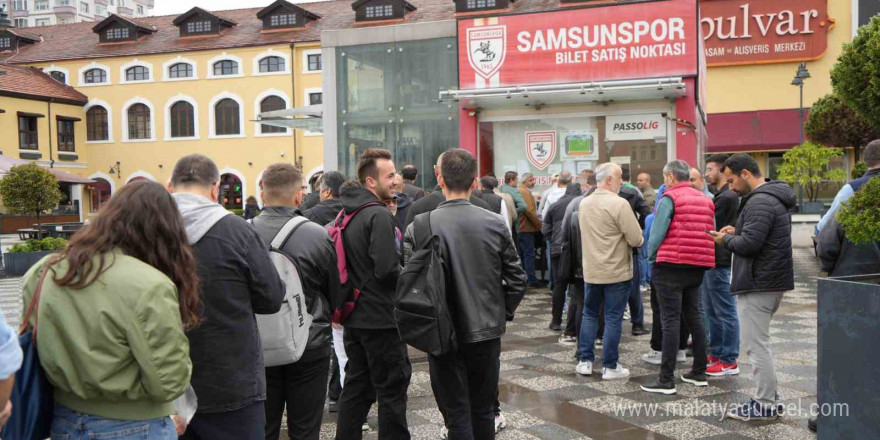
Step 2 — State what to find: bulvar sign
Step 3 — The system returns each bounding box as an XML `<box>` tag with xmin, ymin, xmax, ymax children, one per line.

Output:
<box><xmin>458</xmin><ymin>0</ymin><xmax>699</xmax><ymax>90</ymax></box>
<box><xmin>701</xmin><ymin>0</ymin><xmax>835</xmax><ymax>67</ymax></box>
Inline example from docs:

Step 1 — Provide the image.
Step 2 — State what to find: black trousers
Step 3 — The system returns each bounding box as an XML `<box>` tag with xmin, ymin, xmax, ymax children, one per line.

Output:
<box><xmin>328</xmin><ymin>348</ymin><xmax>342</xmax><ymax>402</ymax></box>
<box><xmin>550</xmin><ymin>256</ymin><xmax>567</xmax><ymax>326</ymax></box>
<box><xmin>265</xmin><ymin>354</ymin><xmax>330</xmax><ymax>440</ymax></box>
<box><xmin>429</xmin><ymin>339</ymin><xmax>502</xmax><ymax>440</ymax></box>
<box><xmin>649</xmin><ymin>282</ymin><xmax>689</xmax><ymax>352</ymax></box>
<box><xmin>336</xmin><ymin>327</ymin><xmax>412</xmax><ymax>440</ymax></box>
<box><xmin>180</xmin><ymin>401</ymin><xmax>265</xmax><ymax>440</ymax></box>
<box><xmin>652</xmin><ymin>265</ymin><xmax>708</xmax><ymax>384</ymax></box>
<box><xmin>564</xmin><ymin>278</ymin><xmax>585</xmax><ymax>337</ymax></box>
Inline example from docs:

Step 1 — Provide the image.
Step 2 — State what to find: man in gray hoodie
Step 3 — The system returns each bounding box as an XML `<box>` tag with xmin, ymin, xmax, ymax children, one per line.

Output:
<box><xmin>170</xmin><ymin>154</ymin><xmax>285</xmax><ymax>440</ymax></box>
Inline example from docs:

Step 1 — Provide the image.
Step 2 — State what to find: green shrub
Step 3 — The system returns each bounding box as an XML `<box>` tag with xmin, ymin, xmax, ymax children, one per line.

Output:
<box><xmin>838</xmin><ymin>177</ymin><xmax>880</xmax><ymax>244</ymax></box>
<box><xmin>6</xmin><ymin>237</ymin><xmax>68</xmax><ymax>253</ymax></box>
<box><xmin>229</xmin><ymin>209</ymin><xmax>245</xmax><ymax>217</ymax></box>
<box><xmin>852</xmin><ymin>161</ymin><xmax>868</xmax><ymax>179</ymax></box>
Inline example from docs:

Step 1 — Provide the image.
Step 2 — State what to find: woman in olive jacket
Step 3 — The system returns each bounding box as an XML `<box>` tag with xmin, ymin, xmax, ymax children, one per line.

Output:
<box><xmin>21</xmin><ymin>180</ymin><xmax>201</xmax><ymax>439</ymax></box>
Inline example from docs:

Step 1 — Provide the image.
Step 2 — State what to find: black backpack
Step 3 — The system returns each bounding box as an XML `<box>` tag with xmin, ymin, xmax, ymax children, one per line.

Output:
<box><xmin>394</xmin><ymin>212</ymin><xmax>457</xmax><ymax>356</ymax></box>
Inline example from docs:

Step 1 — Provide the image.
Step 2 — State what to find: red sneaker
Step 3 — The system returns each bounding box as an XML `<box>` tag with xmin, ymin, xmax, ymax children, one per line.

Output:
<box><xmin>707</xmin><ymin>355</ymin><xmax>720</xmax><ymax>366</ymax></box>
<box><xmin>707</xmin><ymin>361</ymin><xmax>740</xmax><ymax>376</ymax></box>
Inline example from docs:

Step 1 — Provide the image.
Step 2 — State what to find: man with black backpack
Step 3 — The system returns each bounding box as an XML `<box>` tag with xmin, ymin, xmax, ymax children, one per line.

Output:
<box><xmin>334</xmin><ymin>149</ymin><xmax>409</xmax><ymax>440</ymax></box>
<box><xmin>250</xmin><ymin>163</ymin><xmax>341</xmax><ymax>440</ymax></box>
<box><xmin>402</xmin><ymin>149</ymin><xmax>527</xmax><ymax>440</ymax></box>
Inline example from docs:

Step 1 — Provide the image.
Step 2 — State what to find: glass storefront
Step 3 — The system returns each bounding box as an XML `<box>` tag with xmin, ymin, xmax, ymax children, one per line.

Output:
<box><xmin>336</xmin><ymin>38</ymin><xmax>459</xmax><ymax>189</ymax></box>
<box><xmin>479</xmin><ymin>114</ymin><xmax>668</xmax><ymax>195</ymax></box>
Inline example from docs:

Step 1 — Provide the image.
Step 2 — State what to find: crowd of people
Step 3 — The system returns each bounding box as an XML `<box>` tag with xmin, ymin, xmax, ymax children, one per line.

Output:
<box><xmin>0</xmin><ymin>140</ymin><xmax>876</xmax><ymax>439</ymax></box>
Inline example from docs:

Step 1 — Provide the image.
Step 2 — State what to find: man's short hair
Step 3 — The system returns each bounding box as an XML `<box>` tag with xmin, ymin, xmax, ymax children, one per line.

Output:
<box><xmin>308</xmin><ymin>172</ymin><xmax>324</xmax><ymax>191</ymax></box>
<box><xmin>663</xmin><ymin>160</ymin><xmax>690</xmax><ymax>182</ymax></box>
<box><xmin>504</xmin><ymin>171</ymin><xmax>518</xmax><ymax>185</ymax></box>
<box><xmin>521</xmin><ymin>173</ymin><xmax>533</xmax><ymax>182</ymax></box>
<box><xmin>171</xmin><ymin>154</ymin><xmax>220</xmax><ymax>188</ymax></box>
<box><xmin>558</xmin><ymin>171</ymin><xmax>573</xmax><ymax>185</ymax></box>
<box><xmin>724</xmin><ymin>154</ymin><xmax>762</xmax><ymax>177</ymax></box>
<box><xmin>621</xmin><ymin>166</ymin><xmax>631</xmax><ymax>181</ymax></box>
<box><xmin>320</xmin><ymin>171</ymin><xmax>345</xmax><ymax>198</ymax></box>
<box><xmin>401</xmin><ymin>165</ymin><xmax>418</xmax><ymax>181</ymax></box>
<box><xmin>480</xmin><ymin>175</ymin><xmax>498</xmax><ymax>190</ymax></box>
<box><xmin>440</xmin><ymin>149</ymin><xmax>477</xmax><ymax>193</ymax></box>
<box><xmin>261</xmin><ymin>163</ymin><xmax>303</xmax><ymax>201</ymax></box>
<box><xmin>706</xmin><ymin>154</ymin><xmax>732</xmax><ymax>170</ymax></box>
<box><xmin>594</xmin><ymin>163</ymin><xmax>619</xmax><ymax>185</ymax></box>
<box><xmin>865</xmin><ymin>140</ymin><xmax>880</xmax><ymax>168</ymax></box>
<box><xmin>356</xmin><ymin>148</ymin><xmax>393</xmax><ymax>184</ymax></box>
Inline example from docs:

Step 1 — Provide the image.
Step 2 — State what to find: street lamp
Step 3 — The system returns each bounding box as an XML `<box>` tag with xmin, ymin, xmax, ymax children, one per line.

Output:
<box><xmin>108</xmin><ymin>161</ymin><xmax>121</xmax><ymax>178</ymax></box>
<box><xmin>792</xmin><ymin>62</ymin><xmax>810</xmax><ymax>211</ymax></box>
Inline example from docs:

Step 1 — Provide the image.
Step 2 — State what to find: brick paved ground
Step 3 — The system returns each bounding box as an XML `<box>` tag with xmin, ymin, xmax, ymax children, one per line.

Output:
<box><xmin>0</xmin><ymin>249</ymin><xmax>820</xmax><ymax>440</ymax></box>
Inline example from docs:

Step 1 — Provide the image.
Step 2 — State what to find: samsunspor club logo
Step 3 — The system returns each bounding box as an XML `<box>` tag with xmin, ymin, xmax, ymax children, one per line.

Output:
<box><xmin>467</xmin><ymin>24</ymin><xmax>507</xmax><ymax>87</ymax></box>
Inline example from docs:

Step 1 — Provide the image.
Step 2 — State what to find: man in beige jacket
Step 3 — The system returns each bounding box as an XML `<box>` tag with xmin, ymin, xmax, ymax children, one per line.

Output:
<box><xmin>575</xmin><ymin>163</ymin><xmax>644</xmax><ymax>380</ymax></box>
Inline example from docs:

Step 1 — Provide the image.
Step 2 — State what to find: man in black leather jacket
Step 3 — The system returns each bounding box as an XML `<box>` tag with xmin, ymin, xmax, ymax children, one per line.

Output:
<box><xmin>403</xmin><ymin>149</ymin><xmax>526</xmax><ymax>440</ymax></box>
<box><xmin>304</xmin><ymin>170</ymin><xmax>346</xmax><ymax>226</ymax></box>
<box><xmin>618</xmin><ymin>185</ymin><xmax>651</xmax><ymax>335</ymax></box>
<box><xmin>251</xmin><ymin>163</ymin><xmax>341</xmax><ymax>440</ymax></box>
<box><xmin>542</xmin><ymin>182</ymin><xmax>581</xmax><ymax>333</ymax></box>
<box><xmin>404</xmin><ymin>155</ymin><xmax>491</xmax><ymax>228</ymax></box>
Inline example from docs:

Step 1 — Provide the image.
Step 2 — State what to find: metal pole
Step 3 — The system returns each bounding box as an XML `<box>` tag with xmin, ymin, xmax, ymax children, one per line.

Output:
<box><xmin>798</xmin><ymin>81</ymin><xmax>805</xmax><ymax>210</ymax></box>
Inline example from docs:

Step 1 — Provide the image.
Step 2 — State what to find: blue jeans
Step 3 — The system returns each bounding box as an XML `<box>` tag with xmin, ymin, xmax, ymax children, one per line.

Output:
<box><xmin>518</xmin><ymin>232</ymin><xmax>538</xmax><ymax>284</ymax></box>
<box><xmin>701</xmin><ymin>266</ymin><xmax>739</xmax><ymax>364</ymax></box>
<box><xmin>638</xmin><ymin>247</ymin><xmax>649</xmax><ymax>286</ymax></box>
<box><xmin>51</xmin><ymin>404</ymin><xmax>176</xmax><ymax>440</ymax></box>
<box><xmin>578</xmin><ymin>281</ymin><xmax>631</xmax><ymax>368</ymax></box>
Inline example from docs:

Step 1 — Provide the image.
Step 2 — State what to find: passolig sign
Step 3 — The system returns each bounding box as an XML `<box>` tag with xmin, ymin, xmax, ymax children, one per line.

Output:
<box><xmin>701</xmin><ymin>0</ymin><xmax>834</xmax><ymax>66</ymax></box>
<box><xmin>458</xmin><ymin>0</ymin><xmax>699</xmax><ymax>90</ymax></box>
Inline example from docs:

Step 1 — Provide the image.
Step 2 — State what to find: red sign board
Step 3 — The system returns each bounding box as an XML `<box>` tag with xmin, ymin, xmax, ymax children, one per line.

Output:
<box><xmin>700</xmin><ymin>0</ymin><xmax>834</xmax><ymax>67</ymax></box>
<box><xmin>458</xmin><ymin>0</ymin><xmax>700</xmax><ymax>90</ymax></box>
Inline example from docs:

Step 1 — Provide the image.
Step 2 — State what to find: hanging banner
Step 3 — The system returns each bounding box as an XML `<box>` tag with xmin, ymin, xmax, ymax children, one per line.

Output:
<box><xmin>701</xmin><ymin>0</ymin><xmax>835</xmax><ymax>66</ymax></box>
<box><xmin>458</xmin><ymin>0</ymin><xmax>699</xmax><ymax>90</ymax></box>
<box><xmin>525</xmin><ymin>131</ymin><xmax>557</xmax><ymax>170</ymax></box>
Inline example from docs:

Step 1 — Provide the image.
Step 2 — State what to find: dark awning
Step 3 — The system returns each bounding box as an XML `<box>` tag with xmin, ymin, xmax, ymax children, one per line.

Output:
<box><xmin>17</xmin><ymin>111</ymin><xmax>45</xmax><ymax>118</ymax></box>
<box><xmin>707</xmin><ymin>108</ymin><xmax>809</xmax><ymax>153</ymax></box>
<box><xmin>56</xmin><ymin>115</ymin><xmax>82</xmax><ymax>122</ymax></box>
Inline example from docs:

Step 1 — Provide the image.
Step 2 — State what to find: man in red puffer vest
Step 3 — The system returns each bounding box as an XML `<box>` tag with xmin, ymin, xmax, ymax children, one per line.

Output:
<box><xmin>641</xmin><ymin>160</ymin><xmax>716</xmax><ymax>396</ymax></box>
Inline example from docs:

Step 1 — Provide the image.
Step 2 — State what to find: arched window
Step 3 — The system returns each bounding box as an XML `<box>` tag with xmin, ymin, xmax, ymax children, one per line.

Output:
<box><xmin>128</xmin><ymin>103</ymin><xmax>151</xmax><ymax>140</ymax></box>
<box><xmin>260</xmin><ymin>96</ymin><xmax>286</xmax><ymax>134</ymax></box>
<box><xmin>214</xmin><ymin>99</ymin><xmax>240</xmax><ymax>135</ymax></box>
<box><xmin>213</xmin><ymin>60</ymin><xmax>238</xmax><ymax>76</ymax></box>
<box><xmin>49</xmin><ymin>71</ymin><xmax>66</xmax><ymax>84</ymax></box>
<box><xmin>170</xmin><ymin>101</ymin><xmax>195</xmax><ymax>138</ymax></box>
<box><xmin>168</xmin><ymin>63</ymin><xmax>193</xmax><ymax>79</ymax></box>
<box><xmin>258</xmin><ymin>56</ymin><xmax>285</xmax><ymax>73</ymax></box>
<box><xmin>84</xmin><ymin>68</ymin><xmax>107</xmax><ymax>84</ymax></box>
<box><xmin>125</xmin><ymin>66</ymin><xmax>149</xmax><ymax>81</ymax></box>
<box><xmin>86</xmin><ymin>106</ymin><xmax>109</xmax><ymax>141</ymax></box>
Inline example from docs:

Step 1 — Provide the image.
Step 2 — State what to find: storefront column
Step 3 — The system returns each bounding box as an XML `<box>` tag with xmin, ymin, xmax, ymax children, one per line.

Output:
<box><xmin>674</xmin><ymin>78</ymin><xmax>699</xmax><ymax>167</ymax></box>
<box><xmin>459</xmin><ymin>108</ymin><xmax>477</xmax><ymax>155</ymax></box>
<box><xmin>71</xmin><ymin>184</ymin><xmax>84</xmax><ymax>223</ymax></box>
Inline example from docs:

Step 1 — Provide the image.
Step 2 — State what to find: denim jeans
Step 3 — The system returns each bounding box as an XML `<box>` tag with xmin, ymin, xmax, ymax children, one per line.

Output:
<box><xmin>578</xmin><ymin>281</ymin><xmax>631</xmax><ymax>369</ymax></box>
<box><xmin>51</xmin><ymin>404</ymin><xmax>176</xmax><ymax>440</ymax></box>
<box><xmin>518</xmin><ymin>232</ymin><xmax>538</xmax><ymax>284</ymax></box>
<box><xmin>701</xmin><ymin>266</ymin><xmax>739</xmax><ymax>364</ymax></box>
<box><xmin>638</xmin><ymin>247</ymin><xmax>649</xmax><ymax>286</ymax></box>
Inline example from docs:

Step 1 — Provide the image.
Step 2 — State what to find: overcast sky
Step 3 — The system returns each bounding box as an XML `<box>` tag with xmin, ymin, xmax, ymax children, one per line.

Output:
<box><xmin>153</xmin><ymin>0</ymin><xmax>324</xmax><ymax>16</ymax></box>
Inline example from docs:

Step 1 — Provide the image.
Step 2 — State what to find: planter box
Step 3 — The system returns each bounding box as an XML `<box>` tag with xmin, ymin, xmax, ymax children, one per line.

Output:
<box><xmin>2</xmin><ymin>251</ymin><xmax>55</xmax><ymax>276</ymax></box>
<box><xmin>818</xmin><ymin>275</ymin><xmax>880</xmax><ymax>439</ymax></box>
<box><xmin>801</xmin><ymin>201</ymin><xmax>825</xmax><ymax>214</ymax></box>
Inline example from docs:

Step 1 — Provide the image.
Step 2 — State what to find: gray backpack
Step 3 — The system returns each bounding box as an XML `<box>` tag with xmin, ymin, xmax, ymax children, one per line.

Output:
<box><xmin>255</xmin><ymin>217</ymin><xmax>313</xmax><ymax>366</ymax></box>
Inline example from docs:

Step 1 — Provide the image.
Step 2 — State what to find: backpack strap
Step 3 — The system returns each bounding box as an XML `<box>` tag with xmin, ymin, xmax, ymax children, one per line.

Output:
<box><xmin>340</xmin><ymin>202</ymin><xmax>382</xmax><ymax>230</ymax></box>
<box><xmin>414</xmin><ymin>212</ymin><xmax>434</xmax><ymax>250</ymax></box>
<box><xmin>271</xmin><ymin>216</ymin><xmax>310</xmax><ymax>250</ymax></box>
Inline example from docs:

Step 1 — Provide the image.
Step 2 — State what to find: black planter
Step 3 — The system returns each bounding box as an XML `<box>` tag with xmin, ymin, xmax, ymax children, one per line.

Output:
<box><xmin>2</xmin><ymin>251</ymin><xmax>55</xmax><ymax>276</ymax></box>
<box><xmin>818</xmin><ymin>274</ymin><xmax>880</xmax><ymax>439</ymax></box>
<box><xmin>801</xmin><ymin>201</ymin><xmax>825</xmax><ymax>214</ymax></box>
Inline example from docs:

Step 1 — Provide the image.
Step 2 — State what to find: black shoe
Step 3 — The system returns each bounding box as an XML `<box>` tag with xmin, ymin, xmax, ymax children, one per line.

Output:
<box><xmin>640</xmin><ymin>378</ymin><xmax>677</xmax><ymax>395</ymax></box>
<box><xmin>632</xmin><ymin>324</ymin><xmax>650</xmax><ymax>336</ymax></box>
<box><xmin>549</xmin><ymin>323</ymin><xmax>562</xmax><ymax>332</ymax></box>
<box><xmin>808</xmin><ymin>416</ymin><xmax>817</xmax><ymax>432</ymax></box>
<box><xmin>681</xmin><ymin>372</ymin><xmax>708</xmax><ymax>387</ymax></box>
<box><xmin>685</xmin><ymin>347</ymin><xmax>694</xmax><ymax>358</ymax></box>
<box><xmin>328</xmin><ymin>400</ymin><xmax>339</xmax><ymax>413</ymax></box>
<box><xmin>528</xmin><ymin>283</ymin><xmax>545</xmax><ymax>289</ymax></box>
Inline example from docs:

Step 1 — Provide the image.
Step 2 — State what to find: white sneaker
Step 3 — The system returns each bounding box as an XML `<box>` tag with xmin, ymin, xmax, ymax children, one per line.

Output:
<box><xmin>677</xmin><ymin>350</ymin><xmax>687</xmax><ymax>363</ymax></box>
<box><xmin>440</xmin><ymin>426</ymin><xmax>448</xmax><ymax>439</ymax></box>
<box><xmin>495</xmin><ymin>413</ymin><xmax>507</xmax><ymax>433</ymax></box>
<box><xmin>362</xmin><ymin>423</ymin><xmax>369</xmax><ymax>432</ymax></box>
<box><xmin>623</xmin><ymin>307</ymin><xmax>631</xmax><ymax>321</ymax></box>
<box><xmin>642</xmin><ymin>350</ymin><xmax>662</xmax><ymax>365</ymax></box>
<box><xmin>558</xmin><ymin>335</ymin><xmax>577</xmax><ymax>345</ymax></box>
<box><xmin>575</xmin><ymin>360</ymin><xmax>593</xmax><ymax>376</ymax></box>
<box><xmin>602</xmin><ymin>364</ymin><xmax>630</xmax><ymax>380</ymax></box>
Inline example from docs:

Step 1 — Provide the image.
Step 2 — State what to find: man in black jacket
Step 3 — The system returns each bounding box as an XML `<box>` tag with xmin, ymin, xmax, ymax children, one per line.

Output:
<box><xmin>401</xmin><ymin>164</ymin><xmax>426</xmax><ymax>201</ymax></box>
<box><xmin>618</xmin><ymin>185</ymin><xmax>651</xmax><ymax>335</ymax></box>
<box><xmin>702</xmin><ymin>154</ymin><xmax>741</xmax><ymax>377</ymax></box>
<box><xmin>301</xmin><ymin>171</ymin><xmax>324</xmax><ymax>211</ymax></box>
<box><xmin>403</xmin><ymin>149</ymin><xmax>526</xmax><ymax>440</ymax></box>
<box><xmin>479</xmin><ymin>175</ymin><xmax>505</xmax><ymax>214</ymax></box>
<box><xmin>304</xmin><ymin>170</ymin><xmax>345</xmax><ymax>226</ymax></box>
<box><xmin>336</xmin><ymin>149</ymin><xmax>410</xmax><ymax>440</ymax></box>
<box><xmin>170</xmin><ymin>154</ymin><xmax>285</xmax><ymax>440</ymax></box>
<box><xmin>542</xmin><ymin>180</ymin><xmax>580</xmax><ymax>333</ymax></box>
<box><xmin>404</xmin><ymin>154</ymin><xmax>492</xmax><ymax>228</ymax></box>
<box><xmin>252</xmin><ymin>163</ymin><xmax>341</xmax><ymax>440</ymax></box>
<box><xmin>710</xmin><ymin>154</ymin><xmax>795</xmax><ymax>421</ymax></box>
